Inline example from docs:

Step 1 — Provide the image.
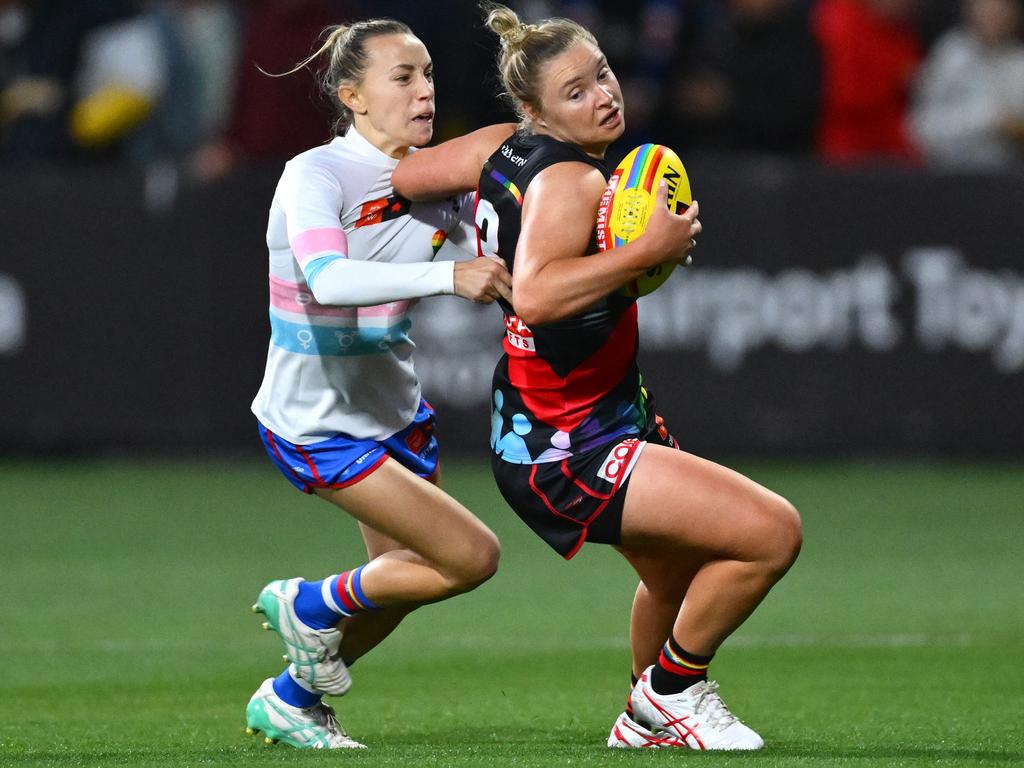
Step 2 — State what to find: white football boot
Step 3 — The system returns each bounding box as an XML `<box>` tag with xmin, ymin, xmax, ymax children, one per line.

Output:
<box><xmin>245</xmin><ymin>678</ymin><xmax>365</xmax><ymax>749</ymax></box>
<box><xmin>629</xmin><ymin>666</ymin><xmax>764</xmax><ymax>750</ymax></box>
<box><xmin>608</xmin><ymin>710</ymin><xmax>687</xmax><ymax>748</ymax></box>
<box><xmin>252</xmin><ymin>578</ymin><xmax>351</xmax><ymax>695</ymax></box>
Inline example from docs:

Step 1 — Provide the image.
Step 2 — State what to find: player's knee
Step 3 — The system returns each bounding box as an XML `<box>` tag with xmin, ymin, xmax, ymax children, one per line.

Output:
<box><xmin>447</xmin><ymin>531</ymin><xmax>501</xmax><ymax>593</ymax></box>
<box><xmin>762</xmin><ymin>495</ymin><xmax>802</xmax><ymax>576</ymax></box>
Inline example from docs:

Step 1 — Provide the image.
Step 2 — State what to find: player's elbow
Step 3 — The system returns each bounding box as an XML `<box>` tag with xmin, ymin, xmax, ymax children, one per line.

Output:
<box><xmin>305</xmin><ymin>278</ymin><xmax>339</xmax><ymax>308</ymax></box>
<box><xmin>300</xmin><ymin>255</ymin><xmax>346</xmax><ymax>306</ymax></box>
<box><xmin>512</xmin><ymin>289</ymin><xmax>557</xmax><ymax>326</ymax></box>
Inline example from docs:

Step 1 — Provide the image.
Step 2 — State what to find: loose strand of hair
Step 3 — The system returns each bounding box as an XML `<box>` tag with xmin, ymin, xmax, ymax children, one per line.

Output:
<box><xmin>256</xmin><ymin>24</ymin><xmax>349</xmax><ymax>79</ymax></box>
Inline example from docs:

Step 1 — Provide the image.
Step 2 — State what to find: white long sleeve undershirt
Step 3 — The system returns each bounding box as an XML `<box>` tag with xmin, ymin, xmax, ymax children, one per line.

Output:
<box><xmin>305</xmin><ymin>256</ymin><xmax>455</xmax><ymax>307</ymax></box>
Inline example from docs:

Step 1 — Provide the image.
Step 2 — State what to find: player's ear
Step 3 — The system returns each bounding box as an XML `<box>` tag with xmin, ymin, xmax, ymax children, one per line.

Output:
<box><xmin>522</xmin><ymin>102</ymin><xmax>545</xmax><ymax>129</ymax></box>
<box><xmin>338</xmin><ymin>84</ymin><xmax>367</xmax><ymax>115</ymax></box>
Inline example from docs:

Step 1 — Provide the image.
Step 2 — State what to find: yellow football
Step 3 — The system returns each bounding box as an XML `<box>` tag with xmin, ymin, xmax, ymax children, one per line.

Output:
<box><xmin>595</xmin><ymin>143</ymin><xmax>692</xmax><ymax>298</ymax></box>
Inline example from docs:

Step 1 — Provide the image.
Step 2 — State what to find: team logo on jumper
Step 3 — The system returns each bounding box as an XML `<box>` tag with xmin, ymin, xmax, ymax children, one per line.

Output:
<box><xmin>355</xmin><ymin>194</ymin><xmax>411</xmax><ymax>228</ymax></box>
<box><xmin>597</xmin><ymin>438</ymin><xmax>642</xmax><ymax>485</ymax></box>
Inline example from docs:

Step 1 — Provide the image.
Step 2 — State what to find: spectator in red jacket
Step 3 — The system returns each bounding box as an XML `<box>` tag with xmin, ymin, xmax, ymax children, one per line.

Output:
<box><xmin>812</xmin><ymin>0</ymin><xmax>924</xmax><ymax>164</ymax></box>
<box><xmin>193</xmin><ymin>0</ymin><xmax>361</xmax><ymax>180</ymax></box>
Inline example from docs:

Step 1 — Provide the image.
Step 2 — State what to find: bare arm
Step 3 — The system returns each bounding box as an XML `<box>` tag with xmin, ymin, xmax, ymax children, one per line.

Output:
<box><xmin>513</xmin><ymin>163</ymin><xmax>700</xmax><ymax>326</ymax></box>
<box><xmin>393</xmin><ymin>123</ymin><xmax>517</xmax><ymax>200</ymax></box>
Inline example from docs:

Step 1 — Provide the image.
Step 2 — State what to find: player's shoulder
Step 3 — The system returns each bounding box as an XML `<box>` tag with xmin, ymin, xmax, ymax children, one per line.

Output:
<box><xmin>283</xmin><ymin>138</ymin><xmax>347</xmax><ymax>175</ymax></box>
<box><xmin>280</xmin><ymin>136</ymin><xmax>387</xmax><ymax>198</ymax></box>
<box><xmin>529</xmin><ymin>160</ymin><xmax>606</xmax><ymax>201</ymax></box>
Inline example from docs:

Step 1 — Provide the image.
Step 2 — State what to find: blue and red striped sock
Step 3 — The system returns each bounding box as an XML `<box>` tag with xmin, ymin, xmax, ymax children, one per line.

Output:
<box><xmin>293</xmin><ymin>565</ymin><xmax>379</xmax><ymax>629</ymax></box>
<box><xmin>650</xmin><ymin>637</ymin><xmax>713</xmax><ymax>695</ymax></box>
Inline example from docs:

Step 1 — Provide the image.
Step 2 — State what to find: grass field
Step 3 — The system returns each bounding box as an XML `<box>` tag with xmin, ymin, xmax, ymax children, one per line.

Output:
<box><xmin>2</xmin><ymin>457</ymin><xmax>1022</xmax><ymax>766</ymax></box>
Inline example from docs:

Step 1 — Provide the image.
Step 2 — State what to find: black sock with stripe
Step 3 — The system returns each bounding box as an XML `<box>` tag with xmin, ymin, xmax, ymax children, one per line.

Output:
<box><xmin>650</xmin><ymin>637</ymin><xmax>713</xmax><ymax>695</ymax></box>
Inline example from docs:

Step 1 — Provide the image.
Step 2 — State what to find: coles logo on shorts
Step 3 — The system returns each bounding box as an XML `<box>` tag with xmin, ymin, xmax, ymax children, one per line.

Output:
<box><xmin>597</xmin><ymin>438</ymin><xmax>642</xmax><ymax>486</ymax></box>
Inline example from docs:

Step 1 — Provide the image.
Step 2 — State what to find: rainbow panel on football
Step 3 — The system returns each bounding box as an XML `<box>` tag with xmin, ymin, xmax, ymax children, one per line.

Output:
<box><xmin>595</xmin><ymin>143</ymin><xmax>692</xmax><ymax>298</ymax></box>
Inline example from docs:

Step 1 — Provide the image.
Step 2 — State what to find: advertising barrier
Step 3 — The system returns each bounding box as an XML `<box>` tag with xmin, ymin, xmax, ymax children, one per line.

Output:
<box><xmin>1</xmin><ymin>161</ymin><xmax>1021</xmax><ymax>455</ymax></box>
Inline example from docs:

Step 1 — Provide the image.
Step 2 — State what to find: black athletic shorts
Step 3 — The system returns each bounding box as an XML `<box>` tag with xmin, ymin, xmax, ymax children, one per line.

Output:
<box><xmin>491</xmin><ymin>416</ymin><xmax>679</xmax><ymax>559</ymax></box>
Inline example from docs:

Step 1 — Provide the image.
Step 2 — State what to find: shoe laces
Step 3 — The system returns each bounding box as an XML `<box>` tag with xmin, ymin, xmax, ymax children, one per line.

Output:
<box><xmin>692</xmin><ymin>682</ymin><xmax>738</xmax><ymax>731</ymax></box>
<box><xmin>309</xmin><ymin>702</ymin><xmax>346</xmax><ymax>736</ymax></box>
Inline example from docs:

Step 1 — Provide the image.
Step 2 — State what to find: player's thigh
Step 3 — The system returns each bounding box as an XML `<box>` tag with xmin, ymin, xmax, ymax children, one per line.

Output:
<box><xmin>619</xmin><ymin>444</ymin><xmax>800</xmax><ymax>564</ymax></box>
<box><xmin>317</xmin><ymin>458</ymin><xmax>498</xmax><ymax>570</ymax></box>
<box><xmin>357</xmin><ymin>463</ymin><xmax>442</xmax><ymax>561</ymax></box>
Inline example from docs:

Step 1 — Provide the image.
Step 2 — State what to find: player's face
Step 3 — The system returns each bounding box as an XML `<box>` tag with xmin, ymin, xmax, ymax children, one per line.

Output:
<box><xmin>529</xmin><ymin>41</ymin><xmax>624</xmax><ymax>158</ymax></box>
<box><xmin>340</xmin><ymin>33</ymin><xmax>435</xmax><ymax>158</ymax></box>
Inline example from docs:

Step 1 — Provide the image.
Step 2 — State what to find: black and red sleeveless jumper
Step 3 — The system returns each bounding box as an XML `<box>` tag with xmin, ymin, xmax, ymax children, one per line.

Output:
<box><xmin>477</xmin><ymin>130</ymin><xmax>657</xmax><ymax>465</ymax></box>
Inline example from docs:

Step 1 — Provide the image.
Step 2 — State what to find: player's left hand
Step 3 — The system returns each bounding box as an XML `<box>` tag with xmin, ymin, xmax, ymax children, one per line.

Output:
<box><xmin>454</xmin><ymin>256</ymin><xmax>513</xmax><ymax>304</ymax></box>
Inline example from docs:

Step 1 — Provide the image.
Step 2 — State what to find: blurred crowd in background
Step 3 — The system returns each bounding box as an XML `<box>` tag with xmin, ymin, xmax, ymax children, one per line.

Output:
<box><xmin>1</xmin><ymin>0</ymin><xmax>1023</xmax><ymax>177</ymax></box>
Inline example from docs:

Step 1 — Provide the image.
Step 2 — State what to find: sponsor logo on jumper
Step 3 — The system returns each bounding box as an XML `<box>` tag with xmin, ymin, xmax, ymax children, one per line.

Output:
<box><xmin>505</xmin><ymin>314</ymin><xmax>535</xmax><ymax>352</ymax></box>
<box><xmin>500</xmin><ymin>144</ymin><xmax>527</xmax><ymax>167</ymax></box>
<box><xmin>596</xmin><ymin>170</ymin><xmax>621</xmax><ymax>252</ymax></box>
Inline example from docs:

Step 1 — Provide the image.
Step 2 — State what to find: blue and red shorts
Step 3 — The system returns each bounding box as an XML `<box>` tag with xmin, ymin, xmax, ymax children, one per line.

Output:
<box><xmin>258</xmin><ymin>400</ymin><xmax>439</xmax><ymax>494</ymax></box>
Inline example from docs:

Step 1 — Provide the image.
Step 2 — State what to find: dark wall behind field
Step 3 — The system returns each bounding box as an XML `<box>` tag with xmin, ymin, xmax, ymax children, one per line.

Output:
<box><xmin>2</xmin><ymin>160</ymin><xmax>1022</xmax><ymax>456</ymax></box>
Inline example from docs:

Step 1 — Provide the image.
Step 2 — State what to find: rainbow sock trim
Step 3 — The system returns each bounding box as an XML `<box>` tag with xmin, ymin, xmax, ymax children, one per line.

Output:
<box><xmin>658</xmin><ymin>638</ymin><xmax>712</xmax><ymax>678</ymax></box>
<box><xmin>332</xmin><ymin>565</ymin><xmax>378</xmax><ymax>615</ymax></box>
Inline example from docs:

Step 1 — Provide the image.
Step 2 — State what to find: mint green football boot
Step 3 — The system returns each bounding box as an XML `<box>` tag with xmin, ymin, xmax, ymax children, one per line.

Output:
<box><xmin>252</xmin><ymin>578</ymin><xmax>351</xmax><ymax>695</ymax></box>
<box><xmin>245</xmin><ymin>678</ymin><xmax>365</xmax><ymax>749</ymax></box>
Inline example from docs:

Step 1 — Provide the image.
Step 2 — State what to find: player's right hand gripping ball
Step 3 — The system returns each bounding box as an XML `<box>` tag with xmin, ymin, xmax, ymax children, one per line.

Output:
<box><xmin>596</xmin><ymin>143</ymin><xmax>693</xmax><ymax>298</ymax></box>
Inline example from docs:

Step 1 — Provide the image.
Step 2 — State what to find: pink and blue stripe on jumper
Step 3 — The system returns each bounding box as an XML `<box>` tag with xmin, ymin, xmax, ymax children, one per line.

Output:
<box><xmin>269</xmin><ymin>227</ymin><xmax>411</xmax><ymax>356</ymax></box>
<box><xmin>291</xmin><ymin>227</ymin><xmax>349</xmax><ymax>288</ymax></box>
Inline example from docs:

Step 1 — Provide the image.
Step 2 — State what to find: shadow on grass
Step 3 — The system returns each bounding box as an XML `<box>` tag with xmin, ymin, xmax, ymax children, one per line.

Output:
<box><xmin>751</xmin><ymin>744</ymin><xmax>1023</xmax><ymax>763</ymax></box>
<box><xmin>5</xmin><ymin>734</ymin><xmax>1022</xmax><ymax>766</ymax></box>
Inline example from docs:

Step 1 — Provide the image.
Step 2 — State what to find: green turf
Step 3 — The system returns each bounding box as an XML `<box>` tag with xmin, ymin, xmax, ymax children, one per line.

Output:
<box><xmin>1</xmin><ymin>457</ymin><xmax>1021</xmax><ymax>766</ymax></box>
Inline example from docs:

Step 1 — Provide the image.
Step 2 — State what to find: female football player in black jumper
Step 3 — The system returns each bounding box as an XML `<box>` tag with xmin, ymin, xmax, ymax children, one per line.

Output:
<box><xmin>392</xmin><ymin>2</ymin><xmax>801</xmax><ymax>751</ymax></box>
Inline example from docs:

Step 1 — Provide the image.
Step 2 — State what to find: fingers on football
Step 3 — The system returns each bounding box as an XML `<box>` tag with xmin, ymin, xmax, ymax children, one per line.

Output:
<box><xmin>684</xmin><ymin>199</ymin><xmax>701</xmax><ymax>238</ymax></box>
<box><xmin>655</xmin><ymin>179</ymin><xmax>669</xmax><ymax>206</ymax></box>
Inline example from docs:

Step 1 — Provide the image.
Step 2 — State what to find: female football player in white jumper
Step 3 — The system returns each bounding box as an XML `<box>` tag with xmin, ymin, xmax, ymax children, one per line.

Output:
<box><xmin>392</xmin><ymin>2</ymin><xmax>802</xmax><ymax>752</ymax></box>
<box><xmin>245</xmin><ymin>19</ymin><xmax>513</xmax><ymax>750</ymax></box>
